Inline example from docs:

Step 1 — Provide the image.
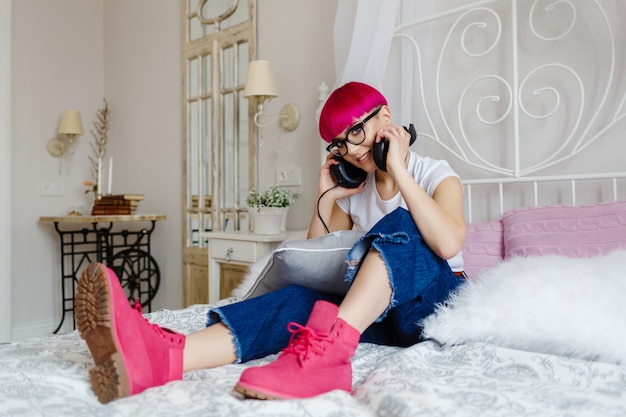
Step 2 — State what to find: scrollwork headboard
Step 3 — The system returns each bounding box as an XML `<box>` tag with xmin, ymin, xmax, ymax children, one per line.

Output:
<box><xmin>390</xmin><ymin>0</ymin><xmax>626</xmax><ymax>222</ymax></box>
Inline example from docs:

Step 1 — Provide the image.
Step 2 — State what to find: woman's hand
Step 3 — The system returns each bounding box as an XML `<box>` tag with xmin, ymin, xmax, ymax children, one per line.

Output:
<box><xmin>319</xmin><ymin>153</ymin><xmax>365</xmax><ymax>198</ymax></box>
<box><xmin>375</xmin><ymin>124</ymin><xmax>411</xmax><ymax>176</ymax></box>
<box><xmin>307</xmin><ymin>154</ymin><xmax>362</xmax><ymax>238</ymax></box>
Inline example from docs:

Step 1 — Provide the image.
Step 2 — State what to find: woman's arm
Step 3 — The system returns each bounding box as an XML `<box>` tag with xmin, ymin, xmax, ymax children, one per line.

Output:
<box><xmin>381</xmin><ymin>125</ymin><xmax>465</xmax><ymax>259</ymax></box>
<box><xmin>396</xmin><ymin>170</ymin><xmax>466</xmax><ymax>260</ymax></box>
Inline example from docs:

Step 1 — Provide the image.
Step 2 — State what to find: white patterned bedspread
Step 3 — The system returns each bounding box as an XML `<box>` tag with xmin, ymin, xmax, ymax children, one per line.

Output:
<box><xmin>1</xmin><ymin>304</ymin><xmax>624</xmax><ymax>417</ymax></box>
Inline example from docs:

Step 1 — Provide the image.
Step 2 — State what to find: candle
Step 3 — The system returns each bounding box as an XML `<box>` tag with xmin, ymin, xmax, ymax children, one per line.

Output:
<box><xmin>107</xmin><ymin>156</ymin><xmax>113</xmax><ymax>195</ymax></box>
<box><xmin>97</xmin><ymin>157</ymin><xmax>102</xmax><ymax>196</ymax></box>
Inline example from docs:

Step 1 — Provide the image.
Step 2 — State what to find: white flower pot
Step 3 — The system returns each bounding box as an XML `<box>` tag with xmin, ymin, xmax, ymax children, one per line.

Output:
<box><xmin>249</xmin><ymin>207</ymin><xmax>288</xmax><ymax>235</ymax></box>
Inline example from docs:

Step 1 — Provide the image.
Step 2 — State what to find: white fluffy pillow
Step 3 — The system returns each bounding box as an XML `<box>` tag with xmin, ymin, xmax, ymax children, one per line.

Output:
<box><xmin>422</xmin><ymin>249</ymin><xmax>626</xmax><ymax>365</ymax></box>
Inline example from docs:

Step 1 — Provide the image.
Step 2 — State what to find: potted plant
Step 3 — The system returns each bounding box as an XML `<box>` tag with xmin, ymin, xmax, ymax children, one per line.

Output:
<box><xmin>247</xmin><ymin>185</ymin><xmax>301</xmax><ymax>234</ymax></box>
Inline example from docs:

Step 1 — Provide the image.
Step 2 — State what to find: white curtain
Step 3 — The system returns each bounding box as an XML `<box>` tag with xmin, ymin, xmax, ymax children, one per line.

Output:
<box><xmin>333</xmin><ymin>0</ymin><xmax>400</xmax><ymax>91</ymax></box>
<box><xmin>330</xmin><ymin>0</ymin><xmax>434</xmax><ymax>143</ymax></box>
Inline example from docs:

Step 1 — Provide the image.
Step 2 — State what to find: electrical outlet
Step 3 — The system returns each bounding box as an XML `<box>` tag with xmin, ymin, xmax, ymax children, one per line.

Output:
<box><xmin>276</xmin><ymin>167</ymin><xmax>301</xmax><ymax>186</ymax></box>
<box><xmin>40</xmin><ymin>182</ymin><xmax>65</xmax><ymax>196</ymax></box>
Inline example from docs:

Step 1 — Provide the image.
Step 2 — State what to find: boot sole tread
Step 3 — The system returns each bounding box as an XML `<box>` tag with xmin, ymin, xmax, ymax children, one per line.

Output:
<box><xmin>233</xmin><ymin>384</ymin><xmax>282</xmax><ymax>400</ymax></box>
<box><xmin>76</xmin><ymin>263</ymin><xmax>130</xmax><ymax>403</ymax></box>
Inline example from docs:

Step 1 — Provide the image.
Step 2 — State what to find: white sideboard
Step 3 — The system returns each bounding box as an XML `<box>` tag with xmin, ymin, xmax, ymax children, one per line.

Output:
<box><xmin>203</xmin><ymin>230</ymin><xmax>307</xmax><ymax>303</ymax></box>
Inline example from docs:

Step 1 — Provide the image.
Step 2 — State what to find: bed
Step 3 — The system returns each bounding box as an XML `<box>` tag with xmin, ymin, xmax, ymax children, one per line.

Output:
<box><xmin>2</xmin><ymin>1</ymin><xmax>626</xmax><ymax>416</ymax></box>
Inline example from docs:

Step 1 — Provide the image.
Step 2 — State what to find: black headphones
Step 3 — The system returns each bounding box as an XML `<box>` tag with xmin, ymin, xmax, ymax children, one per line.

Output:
<box><xmin>330</xmin><ymin>124</ymin><xmax>417</xmax><ymax>188</ymax></box>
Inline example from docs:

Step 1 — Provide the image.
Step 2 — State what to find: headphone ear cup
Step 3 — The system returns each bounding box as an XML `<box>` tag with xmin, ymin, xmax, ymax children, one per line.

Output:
<box><xmin>372</xmin><ymin>138</ymin><xmax>388</xmax><ymax>172</ymax></box>
<box><xmin>330</xmin><ymin>157</ymin><xmax>367</xmax><ymax>188</ymax></box>
<box><xmin>406</xmin><ymin>124</ymin><xmax>417</xmax><ymax>146</ymax></box>
<box><xmin>373</xmin><ymin>126</ymin><xmax>416</xmax><ymax>172</ymax></box>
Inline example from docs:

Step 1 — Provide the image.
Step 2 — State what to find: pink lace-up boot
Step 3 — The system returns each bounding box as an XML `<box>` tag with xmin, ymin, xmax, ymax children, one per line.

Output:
<box><xmin>75</xmin><ymin>262</ymin><xmax>186</xmax><ymax>404</ymax></box>
<box><xmin>234</xmin><ymin>300</ymin><xmax>360</xmax><ymax>400</ymax></box>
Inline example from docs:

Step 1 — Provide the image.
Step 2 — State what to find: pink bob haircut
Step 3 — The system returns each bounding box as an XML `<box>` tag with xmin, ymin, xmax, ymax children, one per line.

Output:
<box><xmin>318</xmin><ymin>81</ymin><xmax>388</xmax><ymax>143</ymax></box>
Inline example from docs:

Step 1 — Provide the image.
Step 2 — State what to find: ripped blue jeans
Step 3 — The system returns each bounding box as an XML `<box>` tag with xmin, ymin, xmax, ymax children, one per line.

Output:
<box><xmin>207</xmin><ymin>208</ymin><xmax>462</xmax><ymax>363</ymax></box>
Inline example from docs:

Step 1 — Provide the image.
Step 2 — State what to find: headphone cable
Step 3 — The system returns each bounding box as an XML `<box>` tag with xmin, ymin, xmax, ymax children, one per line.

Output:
<box><xmin>316</xmin><ymin>184</ymin><xmax>339</xmax><ymax>234</ymax></box>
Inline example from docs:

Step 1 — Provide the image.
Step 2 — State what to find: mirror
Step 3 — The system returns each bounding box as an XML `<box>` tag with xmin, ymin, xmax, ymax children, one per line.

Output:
<box><xmin>184</xmin><ymin>0</ymin><xmax>256</xmax><ymax>247</ymax></box>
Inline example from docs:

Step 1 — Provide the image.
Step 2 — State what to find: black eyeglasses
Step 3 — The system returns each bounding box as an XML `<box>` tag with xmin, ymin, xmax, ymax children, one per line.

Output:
<box><xmin>325</xmin><ymin>106</ymin><xmax>382</xmax><ymax>157</ymax></box>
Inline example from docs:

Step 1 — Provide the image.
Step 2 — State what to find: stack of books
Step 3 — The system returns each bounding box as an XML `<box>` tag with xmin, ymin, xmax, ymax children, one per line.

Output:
<box><xmin>91</xmin><ymin>194</ymin><xmax>144</xmax><ymax>215</ymax></box>
<box><xmin>191</xmin><ymin>195</ymin><xmax>212</xmax><ymax>209</ymax></box>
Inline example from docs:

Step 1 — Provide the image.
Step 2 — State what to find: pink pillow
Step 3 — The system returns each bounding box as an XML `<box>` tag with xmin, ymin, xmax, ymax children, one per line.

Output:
<box><xmin>503</xmin><ymin>201</ymin><xmax>626</xmax><ymax>259</ymax></box>
<box><xmin>462</xmin><ymin>220</ymin><xmax>504</xmax><ymax>278</ymax></box>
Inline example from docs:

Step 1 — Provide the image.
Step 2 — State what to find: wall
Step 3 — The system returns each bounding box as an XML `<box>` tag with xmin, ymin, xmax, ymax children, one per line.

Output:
<box><xmin>9</xmin><ymin>0</ymin><xmax>338</xmax><ymax>339</ymax></box>
<box><xmin>256</xmin><ymin>1</ymin><xmax>338</xmax><ymax>231</ymax></box>
<box><xmin>12</xmin><ymin>0</ymin><xmax>106</xmax><ymax>338</ymax></box>
<box><xmin>102</xmin><ymin>0</ymin><xmax>183</xmax><ymax>324</ymax></box>
<box><xmin>10</xmin><ymin>0</ymin><xmax>182</xmax><ymax>338</ymax></box>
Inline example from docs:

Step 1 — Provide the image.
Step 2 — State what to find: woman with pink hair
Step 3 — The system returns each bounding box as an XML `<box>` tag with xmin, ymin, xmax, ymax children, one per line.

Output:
<box><xmin>75</xmin><ymin>81</ymin><xmax>466</xmax><ymax>403</ymax></box>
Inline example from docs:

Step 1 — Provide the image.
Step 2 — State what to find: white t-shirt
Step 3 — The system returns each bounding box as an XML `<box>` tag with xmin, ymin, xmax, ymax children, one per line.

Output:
<box><xmin>335</xmin><ymin>152</ymin><xmax>464</xmax><ymax>271</ymax></box>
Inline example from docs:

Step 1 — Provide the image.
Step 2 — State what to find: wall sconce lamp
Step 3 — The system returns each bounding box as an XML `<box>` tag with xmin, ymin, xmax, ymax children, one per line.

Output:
<box><xmin>47</xmin><ymin>109</ymin><xmax>84</xmax><ymax>158</ymax></box>
<box><xmin>244</xmin><ymin>60</ymin><xmax>300</xmax><ymax>132</ymax></box>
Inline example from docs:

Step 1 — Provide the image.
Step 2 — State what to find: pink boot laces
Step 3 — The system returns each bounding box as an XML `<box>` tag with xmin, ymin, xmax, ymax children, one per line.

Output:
<box><xmin>283</xmin><ymin>322</ymin><xmax>333</xmax><ymax>365</ymax></box>
<box><xmin>132</xmin><ymin>298</ymin><xmax>184</xmax><ymax>344</ymax></box>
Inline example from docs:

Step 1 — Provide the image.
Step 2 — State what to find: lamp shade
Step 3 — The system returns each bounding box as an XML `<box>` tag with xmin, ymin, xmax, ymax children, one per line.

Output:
<box><xmin>58</xmin><ymin>110</ymin><xmax>84</xmax><ymax>136</ymax></box>
<box><xmin>244</xmin><ymin>60</ymin><xmax>278</xmax><ymax>98</ymax></box>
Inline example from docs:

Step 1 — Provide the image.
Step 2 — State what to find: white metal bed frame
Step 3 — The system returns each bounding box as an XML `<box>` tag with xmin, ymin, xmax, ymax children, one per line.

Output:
<box><xmin>391</xmin><ymin>0</ymin><xmax>626</xmax><ymax>222</ymax></box>
<box><xmin>462</xmin><ymin>173</ymin><xmax>626</xmax><ymax>222</ymax></box>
